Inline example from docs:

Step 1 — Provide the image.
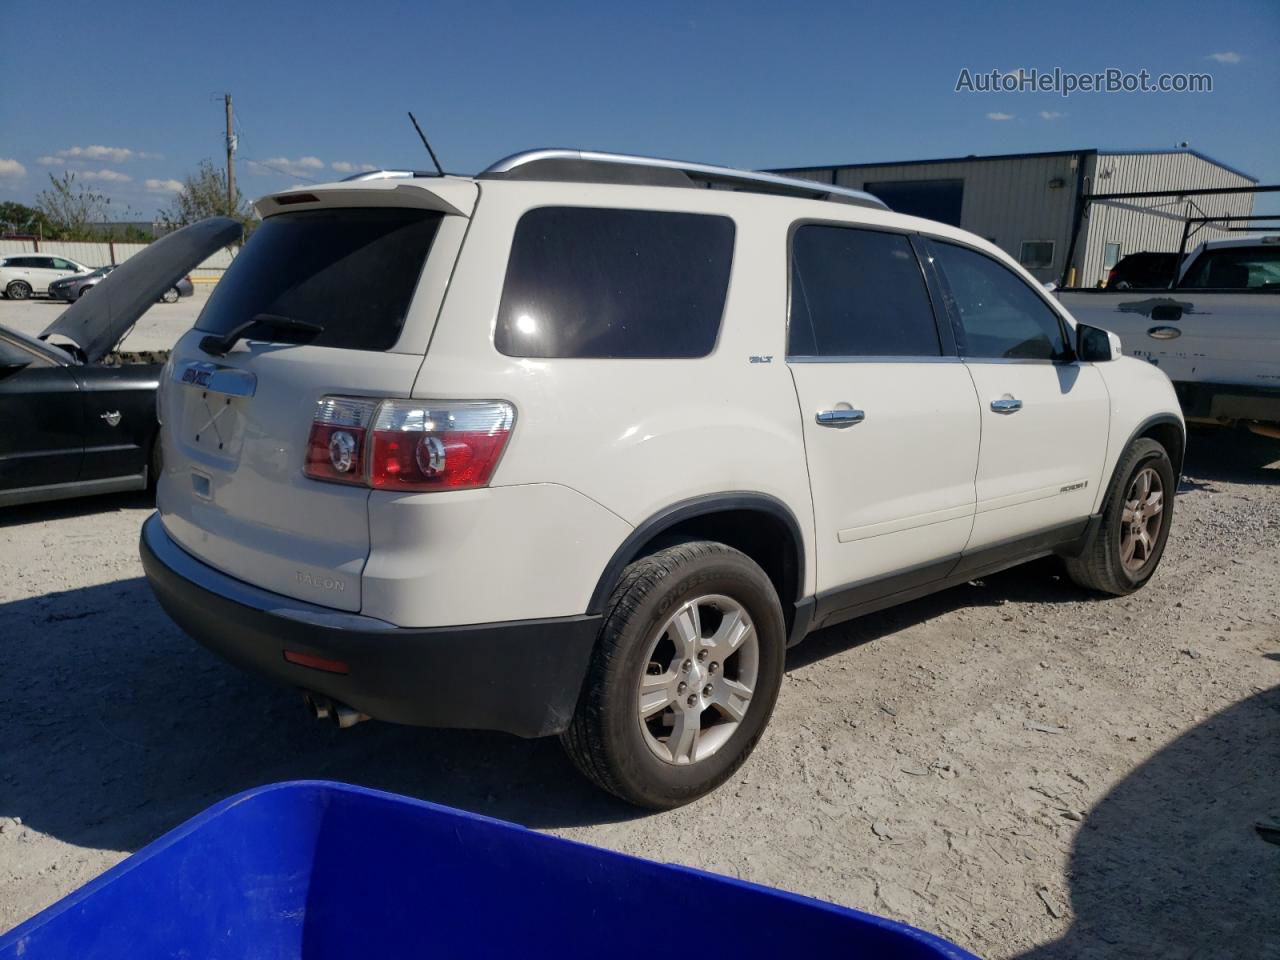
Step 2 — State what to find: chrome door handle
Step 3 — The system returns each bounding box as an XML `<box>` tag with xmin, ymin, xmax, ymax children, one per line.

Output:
<box><xmin>816</xmin><ymin>408</ymin><xmax>865</xmax><ymax>427</ymax></box>
<box><xmin>990</xmin><ymin>395</ymin><xmax>1023</xmax><ymax>414</ymax></box>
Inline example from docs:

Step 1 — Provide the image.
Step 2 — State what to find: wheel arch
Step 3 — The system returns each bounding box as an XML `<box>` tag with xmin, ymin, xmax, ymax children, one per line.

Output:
<box><xmin>587</xmin><ymin>493</ymin><xmax>806</xmax><ymax>628</ymax></box>
<box><xmin>1127</xmin><ymin>413</ymin><xmax>1186</xmax><ymax>481</ymax></box>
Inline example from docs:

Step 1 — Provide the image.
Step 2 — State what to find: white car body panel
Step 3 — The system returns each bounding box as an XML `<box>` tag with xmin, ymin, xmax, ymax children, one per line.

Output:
<box><xmin>963</xmin><ymin>361</ymin><xmax>1111</xmax><ymax>547</ymax></box>
<box><xmin>152</xmin><ymin>171</ymin><xmax>1183</xmax><ymax>635</ymax></box>
<box><xmin>791</xmin><ymin>359</ymin><xmax>979</xmax><ymax>589</ymax></box>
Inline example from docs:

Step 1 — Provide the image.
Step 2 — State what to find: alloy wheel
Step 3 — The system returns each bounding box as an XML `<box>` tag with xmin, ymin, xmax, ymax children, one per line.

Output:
<box><xmin>637</xmin><ymin>594</ymin><xmax>759</xmax><ymax>765</ymax></box>
<box><xmin>1121</xmin><ymin>466</ymin><xmax>1164</xmax><ymax>572</ymax></box>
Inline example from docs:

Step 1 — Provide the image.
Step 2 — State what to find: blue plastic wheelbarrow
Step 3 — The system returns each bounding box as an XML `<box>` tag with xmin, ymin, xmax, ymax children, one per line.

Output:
<box><xmin>1</xmin><ymin>781</ymin><xmax>977</xmax><ymax>958</ymax></box>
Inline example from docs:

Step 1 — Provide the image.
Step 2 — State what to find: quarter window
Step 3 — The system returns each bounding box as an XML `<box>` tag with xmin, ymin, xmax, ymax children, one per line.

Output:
<box><xmin>496</xmin><ymin>207</ymin><xmax>734</xmax><ymax>359</ymax></box>
<box><xmin>789</xmin><ymin>225</ymin><xmax>940</xmax><ymax>357</ymax></box>
<box><xmin>929</xmin><ymin>240</ymin><xmax>1070</xmax><ymax>361</ymax></box>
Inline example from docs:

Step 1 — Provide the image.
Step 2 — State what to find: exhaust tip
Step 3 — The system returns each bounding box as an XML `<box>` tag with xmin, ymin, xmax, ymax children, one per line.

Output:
<box><xmin>303</xmin><ymin>692</ymin><xmax>368</xmax><ymax>729</ymax></box>
<box><xmin>332</xmin><ymin>703</ymin><xmax>370</xmax><ymax>729</ymax></box>
<box><xmin>303</xmin><ymin>692</ymin><xmax>333</xmax><ymax>721</ymax></box>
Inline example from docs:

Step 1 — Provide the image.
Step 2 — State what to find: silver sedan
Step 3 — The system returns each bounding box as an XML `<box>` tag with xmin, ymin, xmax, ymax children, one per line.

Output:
<box><xmin>48</xmin><ymin>266</ymin><xmax>195</xmax><ymax>303</ymax></box>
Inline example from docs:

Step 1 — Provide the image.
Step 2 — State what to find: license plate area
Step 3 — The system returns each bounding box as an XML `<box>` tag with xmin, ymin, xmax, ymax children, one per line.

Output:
<box><xmin>174</xmin><ymin>360</ymin><xmax>256</xmax><ymax>463</ymax></box>
<box><xmin>182</xmin><ymin>388</ymin><xmax>248</xmax><ymax>461</ymax></box>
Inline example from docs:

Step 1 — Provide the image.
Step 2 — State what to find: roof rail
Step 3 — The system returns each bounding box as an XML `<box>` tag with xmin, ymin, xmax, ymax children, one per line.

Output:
<box><xmin>339</xmin><ymin>169</ymin><xmax>438</xmax><ymax>182</ymax></box>
<box><xmin>478</xmin><ymin>149</ymin><xmax>889</xmax><ymax>210</ymax></box>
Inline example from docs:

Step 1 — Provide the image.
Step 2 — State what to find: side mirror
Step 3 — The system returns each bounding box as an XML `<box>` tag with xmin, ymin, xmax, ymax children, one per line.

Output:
<box><xmin>1076</xmin><ymin>323</ymin><xmax>1121</xmax><ymax>362</ymax></box>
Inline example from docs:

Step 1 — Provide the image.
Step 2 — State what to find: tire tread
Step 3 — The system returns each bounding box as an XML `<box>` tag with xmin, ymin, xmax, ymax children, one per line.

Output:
<box><xmin>561</xmin><ymin>541</ymin><xmax>778</xmax><ymax>806</ymax></box>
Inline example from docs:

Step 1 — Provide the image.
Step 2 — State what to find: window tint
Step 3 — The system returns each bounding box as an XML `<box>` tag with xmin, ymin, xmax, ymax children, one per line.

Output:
<box><xmin>495</xmin><ymin>207</ymin><xmax>734</xmax><ymax>359</ymax></box>
<box><xmin>789</xmin><ymin>225</ymin><xmax>940</xmax><ymax>358</ymax></box>
<box><xmin>1181</xmin><ymin>246</ymin><xmax>1280</xmax><ymax>290</ymax></box>
<box><xmin>929</xmin><ymin>240</ymin><xmax>1070</xmax><ymax>361</ymax></box>
<box><xmin>196</xmin><ymin>207</ymin><xmax>443</xmax><ymax>352</ymax></box>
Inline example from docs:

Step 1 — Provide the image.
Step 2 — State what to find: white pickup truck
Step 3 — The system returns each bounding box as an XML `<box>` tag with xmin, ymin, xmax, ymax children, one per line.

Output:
<box><xmin>1057</xmin><ymin>235</ymin><xmax>1280</xmax><ymax>438</ymax></box>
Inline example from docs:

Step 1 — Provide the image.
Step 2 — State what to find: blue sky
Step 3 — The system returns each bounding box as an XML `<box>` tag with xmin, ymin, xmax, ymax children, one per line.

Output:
<box><xmin>1</xmin><ymin>0</ymin><xmax>1276</xmax><ymax>218</ymax></box>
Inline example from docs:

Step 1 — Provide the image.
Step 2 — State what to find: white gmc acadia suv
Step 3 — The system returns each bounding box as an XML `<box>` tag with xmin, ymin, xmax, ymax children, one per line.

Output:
<box><xmin>140</xmin><ymin>150</ymin><xmax>1184</xmax><ymax>808</ymax></box>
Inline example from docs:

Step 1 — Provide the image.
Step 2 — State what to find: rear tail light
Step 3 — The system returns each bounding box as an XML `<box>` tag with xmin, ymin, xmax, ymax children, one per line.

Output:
<box><xmin>304</xmin><ymin>397</ymin><xmax>514</xmax><ymax>492</ymax></box>
<box><xmin>304</xmin><ymin>397</ymin><xmax>380</xmax><ymax>485</ymax></box>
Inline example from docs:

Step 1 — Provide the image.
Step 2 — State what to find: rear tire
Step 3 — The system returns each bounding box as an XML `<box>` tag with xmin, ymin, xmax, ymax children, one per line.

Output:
<box><xmin>160</xmin><ymin>287</ymin><xmax>180</xmax><ymax>304</ymax></box>
<box><xmin>561</xmin><ymin>541</ymin><xmax>786</xmax><ymax>809</ymax></box>
<box><xmin>5</xmin><ymin>280</ymin><xmax>31</xmax><ymax>300</ymax></box>
<box><xmin>1065</xmin><ymin>438</ymin><xmax>1175</xmax><ymax>595</ymax></box>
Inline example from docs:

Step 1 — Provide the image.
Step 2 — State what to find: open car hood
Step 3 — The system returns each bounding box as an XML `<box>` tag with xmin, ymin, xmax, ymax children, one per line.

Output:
<box><xmin>40</xmin><ymin>217</ymin><xmax>241</xmax><ymax>363</ymax></box>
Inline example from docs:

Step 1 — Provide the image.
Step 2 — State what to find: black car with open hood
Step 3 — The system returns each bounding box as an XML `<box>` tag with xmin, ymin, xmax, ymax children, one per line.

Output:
<box><xmin>1</xmin><ymin>217</ymin><xmax>241</xmax><ymax>508</ymax></box>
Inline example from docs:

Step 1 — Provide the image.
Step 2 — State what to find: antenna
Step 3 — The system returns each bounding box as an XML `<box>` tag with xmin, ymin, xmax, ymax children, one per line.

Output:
<box><xmin>407</xmin><ymin>112</ymin><xmax>444</xmax><ymax>176</ymax></box>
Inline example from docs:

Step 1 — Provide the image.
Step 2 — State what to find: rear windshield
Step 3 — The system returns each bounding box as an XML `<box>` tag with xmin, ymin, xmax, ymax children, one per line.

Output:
<box><xmin>196</xmin><ymin>207</ymin><xmax>443</xmax><ymax>351</ymax></box>
<box><xmin>495</xmin><ymin>207</ymin><xmax>735</xmax><ymax>359</ymax></box>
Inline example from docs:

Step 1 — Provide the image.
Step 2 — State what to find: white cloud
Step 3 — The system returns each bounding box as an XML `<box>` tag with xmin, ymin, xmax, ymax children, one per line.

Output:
<box><xmin>1040</xmin><ymin>110</ymin><xmax>1064</xmax><ymax>120</ymax></box>
<box><xmin>145</xmin><ymin>178</ymin><xmax>185</xmax><ymax>194</ymax></box>
<box><xmin>79</xmin><ymin>168</ymin><xmax>132</xmax><ymax>183</ymax></box>
<box><xmin>1207</xmin><ymin>51</ymin><xmax>1242</xmax><ymax>64</ymax></box>
<box><xmin>0</xmin><ymin>158</ymin><xmax>27</xmax><ymax>179</ymax></box>
<box><xmin>331</xmin><ymin>161</ymin><xmax>377</xmax><ymax>174</ymax></box>
<box><xmin>58</xmin><ymin>145</ymin><xmax>136</xmax><ymax>162</ymax></box>
<box><xmin>253</xmin><ymin>156</ymin><xmax>327</xmax><ymax>177</ymax></box>
<box><xmin>37</xmin><ymin>156</ymin><xmax>61</xmax><ymax>165</ymax></box>
<box><xmin>986</xmin><ymin>112</ymin><xmax>1015</xmax><ymax>121</ymax></box>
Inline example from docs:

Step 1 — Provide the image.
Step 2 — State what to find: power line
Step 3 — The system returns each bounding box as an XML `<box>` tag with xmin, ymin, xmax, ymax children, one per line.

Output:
<box><xmin>243</xmin><ymin>158</ymin><xmax>320</xmax><ymax>183</ymax></box>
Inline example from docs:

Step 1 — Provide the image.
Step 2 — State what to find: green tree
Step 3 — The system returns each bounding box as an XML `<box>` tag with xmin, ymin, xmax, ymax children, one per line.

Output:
<box><xmin>0</xmin><ymin>201</ymin><xmax>53</xmax><ymax>239</ymax></box>
<box><xmin>35</xmin><ymin>172</ymin><xmax>112</xmax><ymax>240</ymax></box>
<box><xmin>160</xmin><ymin>159</ymin><xmax>253</xmax><ymax>231</ymax></box>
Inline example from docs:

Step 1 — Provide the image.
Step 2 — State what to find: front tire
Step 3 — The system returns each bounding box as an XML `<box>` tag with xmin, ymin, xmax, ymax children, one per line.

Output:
<box><xmin>160</xmin><ymin>287</ymin><xmax>180</xmax><ymax>304</ymax></box>
<box><xmin>561</xmin><ymin>541</ymin><xmax>786</xmax><ymax>809</ymax></box>
<box><xmin>5</xmin><ymin>280</ymin><xmax>32</xmax><ymax>300</ymax></box>
<box><xmin>1065</xmin><ymin>437</ymin><xmax>1175</xmax><ymax>595</ymax></box>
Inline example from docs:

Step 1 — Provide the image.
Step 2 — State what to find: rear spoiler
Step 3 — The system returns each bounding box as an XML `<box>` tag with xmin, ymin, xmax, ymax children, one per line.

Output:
<box><xmin>254</xmin><ymin>179</ymin><xmax>478</xmax><ymax>219</ymax></box>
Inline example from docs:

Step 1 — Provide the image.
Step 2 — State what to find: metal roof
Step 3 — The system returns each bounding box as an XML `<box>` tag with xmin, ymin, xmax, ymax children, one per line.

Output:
<box><xmin>769</xmin><ymin>148</ymin><xmax>1256</xmax><ymax>183</ymax></box>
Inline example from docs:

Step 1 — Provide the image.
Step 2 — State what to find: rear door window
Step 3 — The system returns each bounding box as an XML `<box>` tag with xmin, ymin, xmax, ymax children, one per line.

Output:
<box><xmin>1181</xmin><ymin>246</ymin><xmax>1280</xmax><ymax>290</ymax></box>
<box><xmin>789</xmin><ymin>225</ymin><xmax>941</xmax><ymax>357</ymax></box>
<box><xmin>195</xmin><ymin>207</ymin><xmax>444</xmax><ymax>351</ymax></box>
<box><xmin>495</xmin><ymin>207</ymin><xmax>734</xmax><ymax>358</ymax></box>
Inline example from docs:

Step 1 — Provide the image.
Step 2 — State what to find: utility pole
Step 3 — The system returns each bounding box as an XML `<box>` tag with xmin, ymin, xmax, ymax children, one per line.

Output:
<box><xmin>224</xmin><ymin>93</ymin><xmax>236</xmax><ymax>211</ymax></box>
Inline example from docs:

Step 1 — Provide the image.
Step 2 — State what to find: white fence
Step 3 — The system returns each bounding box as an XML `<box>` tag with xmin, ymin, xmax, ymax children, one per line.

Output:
<box><xmin>0</xmin><ymin>239</ymin><xmax>236</xmax><ymax>279</ymax></box>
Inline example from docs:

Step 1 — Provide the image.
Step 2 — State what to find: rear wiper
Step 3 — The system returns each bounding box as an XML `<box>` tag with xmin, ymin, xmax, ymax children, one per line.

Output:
<box><xmin>200</xmin><ymin>314</ymin><xmax>324</xmax><ymax>357</ymax></box>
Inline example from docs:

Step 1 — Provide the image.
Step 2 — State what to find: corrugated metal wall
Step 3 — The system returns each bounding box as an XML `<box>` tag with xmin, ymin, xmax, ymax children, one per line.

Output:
<box><xmin>781</xmin><ymin>150</ymin><xmax>1256</xmax><ymax>286</ymax></box>
<box><xmin>0</xmin><ymin>239</ymin><xmax>236</xmax><ymax>271</ymax></box>
<box><xmin>1076</xmin><ymin>153</ymin><xmax>1254</xmax><ymax>287</ymax></box>
<box><xmin>785</xmin><ymin>154</ymin><xmax>1083</xmax><ymax>282</ymax></box>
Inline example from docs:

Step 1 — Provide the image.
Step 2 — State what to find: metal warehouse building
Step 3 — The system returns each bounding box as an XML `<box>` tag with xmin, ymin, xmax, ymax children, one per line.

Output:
<box><xmin>772</xmin><ymin>149</ymin><xmax>1256</xmax><ymax>287</ymax></box>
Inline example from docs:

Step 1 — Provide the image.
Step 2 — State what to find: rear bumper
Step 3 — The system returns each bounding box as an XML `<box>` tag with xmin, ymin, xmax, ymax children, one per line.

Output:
<box><xmin>1174</xmin><ymin>381</ymin><xmax>1280</xmax><ymax>424</ymax></box>
<box><xmin>140</xmin><ymin>514</ymin><xmax>600</xmax><ymax>738</ymax></box>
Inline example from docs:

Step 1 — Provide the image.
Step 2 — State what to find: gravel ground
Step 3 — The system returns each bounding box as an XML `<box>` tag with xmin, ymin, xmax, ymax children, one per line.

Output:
<box><xmin>1</xmin><ymin>292</ymin><xmax>1278</xmax><ymax>957</ymax></box>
